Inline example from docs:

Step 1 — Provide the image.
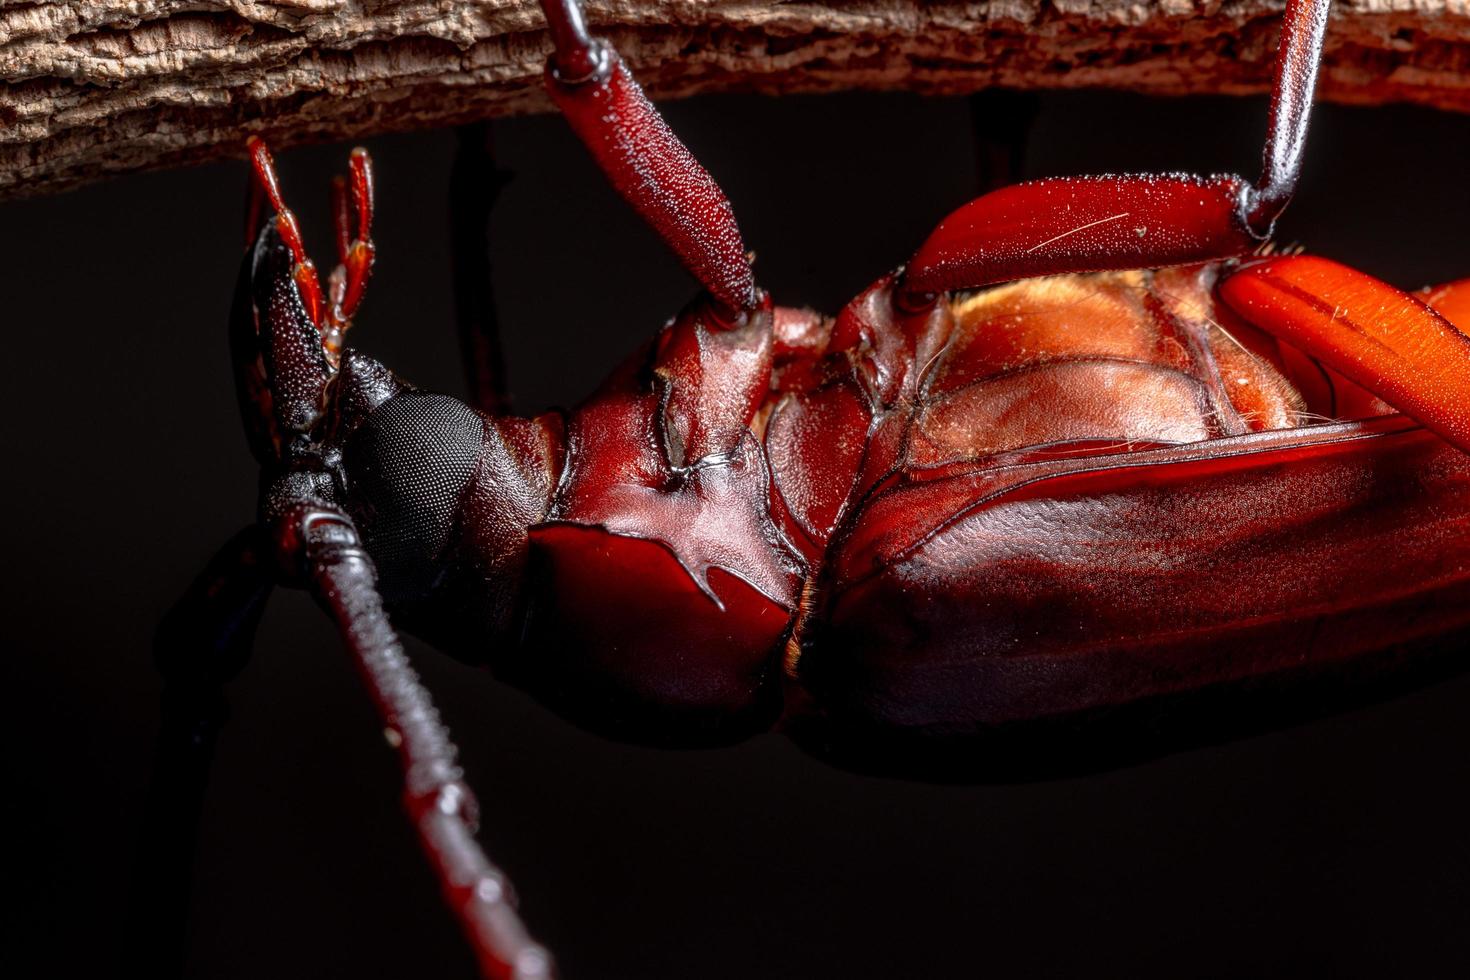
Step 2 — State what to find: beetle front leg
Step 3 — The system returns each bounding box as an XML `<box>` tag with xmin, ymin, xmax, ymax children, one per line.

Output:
<box><xmin>451</xmin><ymin>123</ymin><xmax>514</xmax><ymax>415</ymax></box>
<box><xmin>901</xmin><ymin>0</ymin><xmax>1332</xmax><ymax>297</ymax></box>
<box><xmin>538</xmin><ymin>0</ymin><xmax>759</xmax><ymax>318</ymax></box>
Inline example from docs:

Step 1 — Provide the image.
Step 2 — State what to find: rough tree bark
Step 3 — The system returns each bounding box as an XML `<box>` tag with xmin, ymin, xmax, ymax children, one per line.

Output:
<box><xmin>1</xmin><ymin>1</ymin><xmax>1467</xmax><ymax>199</ymax></box>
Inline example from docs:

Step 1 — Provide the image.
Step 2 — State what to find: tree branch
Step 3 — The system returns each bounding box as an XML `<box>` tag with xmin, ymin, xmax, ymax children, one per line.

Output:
<box><xmin>3</xmin><ymin>1</ymin><xmax>1467</xmax><ymax>199</ymax></box>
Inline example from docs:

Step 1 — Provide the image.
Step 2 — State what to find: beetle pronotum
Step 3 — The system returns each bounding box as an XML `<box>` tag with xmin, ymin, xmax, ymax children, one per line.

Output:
<box><xmin>51</xmin><ymin>1</ymin><xmax>1464</xmax><ymax>980</ymax></box>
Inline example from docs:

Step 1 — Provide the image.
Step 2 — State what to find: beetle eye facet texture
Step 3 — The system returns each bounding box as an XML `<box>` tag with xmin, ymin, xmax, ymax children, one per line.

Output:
<box><xmin>341</xmin><ymin>392</ymin><xmax>484</xmax><ymax>600</ymax></box>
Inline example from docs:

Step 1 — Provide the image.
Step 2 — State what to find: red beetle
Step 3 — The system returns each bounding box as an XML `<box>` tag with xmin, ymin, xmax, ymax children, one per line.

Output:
<box><xmin>139</xmin><ymin>0</ymin><xmax>1470</xmax><ymax>975</ymax></box>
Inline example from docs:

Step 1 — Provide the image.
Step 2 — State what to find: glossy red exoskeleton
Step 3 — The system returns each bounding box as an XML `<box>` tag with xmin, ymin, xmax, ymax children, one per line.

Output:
<box><xmin>143</xmin><ymin>0</ymin><xmax>1470</xmax><ymax>976</ymax></box>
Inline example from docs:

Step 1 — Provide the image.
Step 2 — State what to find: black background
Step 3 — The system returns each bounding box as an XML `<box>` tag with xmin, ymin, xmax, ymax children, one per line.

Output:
<box><xmin>6</xmin><ymin>87</ymin><xmax>1470</xmax><ymax>979</ymax></box>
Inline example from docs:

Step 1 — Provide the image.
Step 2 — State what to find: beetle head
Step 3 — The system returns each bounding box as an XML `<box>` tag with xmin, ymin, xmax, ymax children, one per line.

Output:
<box><xmin>233</xmin><ymin>146</ymin><xmax>564</xmax><ymax>654</ymax></box>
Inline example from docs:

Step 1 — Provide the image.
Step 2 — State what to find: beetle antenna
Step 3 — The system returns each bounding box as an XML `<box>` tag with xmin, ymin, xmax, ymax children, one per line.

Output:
<box><xmin>276</xmin><ymin>502</ymin><xmax>555</xmax><ymax>980</ymax></box>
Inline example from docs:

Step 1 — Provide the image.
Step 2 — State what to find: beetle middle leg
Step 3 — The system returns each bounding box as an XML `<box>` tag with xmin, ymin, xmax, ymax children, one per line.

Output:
<box><xmin>450</xmin><ymin>122</ymin><xmax>514</xmax><ymax>416</ymax></box>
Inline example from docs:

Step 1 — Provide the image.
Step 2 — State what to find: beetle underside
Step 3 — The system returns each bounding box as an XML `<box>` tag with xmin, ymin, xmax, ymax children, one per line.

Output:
<box><xmin>326</xmin><ymin>254</ymin><xmax>1470</xmax><ymax>754</ymax></box>
<box><xmin>792</xmin><ymin>265</ymin><xmax>1470</xmax><ymax>750</ymax></box>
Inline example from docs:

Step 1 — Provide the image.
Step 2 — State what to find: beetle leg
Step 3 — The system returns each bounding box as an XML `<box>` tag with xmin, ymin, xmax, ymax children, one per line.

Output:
<box><xmin>537</xmin><ymin>0</ymin><xmax>758</xmax><ymax>319</ymax></box>
<box><xmin>451</xmin><ymin>123</ymin><xmax>514</xmax><ymax>415</ymax></box>
<box><xmin>901</xmin><ymin>0</ymin><xmax>1332</xmax><ymax>299</ymax></box>
<box><xmin>969</xmin><ymin>89</ymin><xmax>1039</xmax><ymax>195</ymax></box>
<box><xmin>126</xmin><ymin>527</ymin><xmax>273</xmax><ymax>977</ymax></box>
<box><xmin>1247</xmin><ymin>0</ymin><xmax>1332</xmax><ymax>231</ymax></box>
<box><xmin>267</xmin><ymin>498</ymin><xmax>553</xmax><ymax>980</ymax></box>
<box><xmin>1219</xmin><ymin>255</ymin><xmax>1470</xmax><ymax>453</ymax></box>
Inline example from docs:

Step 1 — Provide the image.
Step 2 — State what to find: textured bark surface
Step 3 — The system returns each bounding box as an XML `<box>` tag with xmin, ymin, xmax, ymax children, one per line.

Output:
<box><xmin>2</xmin><ymin>1</ymin><xmax>1468</xmax><ymax>199</ymax></box>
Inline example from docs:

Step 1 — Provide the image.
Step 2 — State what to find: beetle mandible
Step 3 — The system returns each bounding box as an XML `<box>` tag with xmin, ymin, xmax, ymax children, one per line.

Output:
<box><xmin>143</xmin><ymin>0</ymin><xmax>1470</xmax><ymax>976</ymax></box>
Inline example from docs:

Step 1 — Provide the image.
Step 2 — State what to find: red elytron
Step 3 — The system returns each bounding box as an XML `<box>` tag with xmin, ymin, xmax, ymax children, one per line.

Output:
<box><xmin>144</xmin><ymin>0</ymin><xmax>1470</xmax><ymax>976</ymax></box>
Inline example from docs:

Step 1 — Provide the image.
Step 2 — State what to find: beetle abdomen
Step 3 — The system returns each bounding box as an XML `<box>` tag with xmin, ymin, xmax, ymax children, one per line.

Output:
<box><xmin>802</xmin><ymin>419</ymin><xmax>1470</xmax><ymax>734</ymax></box>
<box><xmin>784</xmin><ymin>264</ymin><xmax>1470</xmax><ymax>735</ymax></box>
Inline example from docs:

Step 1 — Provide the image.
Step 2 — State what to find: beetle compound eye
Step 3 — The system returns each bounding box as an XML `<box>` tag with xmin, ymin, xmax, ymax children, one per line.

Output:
<box><xmin>341</xmin><ymin>393</ymin><xmax>484</xmax><ymax>600</ymax></box>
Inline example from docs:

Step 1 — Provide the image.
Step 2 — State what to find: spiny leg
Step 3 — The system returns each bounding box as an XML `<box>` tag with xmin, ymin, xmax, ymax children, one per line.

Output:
<box><xmin>451</xmin><ymin>123</ymin><xmax>514</xmax><ymax>415</ymax></box>
<box><xmin>538</xmin><ymin>0</ymin><xmax>759</xmax><ymax>319</ymax></box>
<box><xmin>124</xmin><ymin>527</ymin><xmax>274</xmax><ymax>979</ymax></box>
<box><xmin>902</xmin><ymin>0</ymin><xmax>1334</xmax><ymax>297</ymax></box>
